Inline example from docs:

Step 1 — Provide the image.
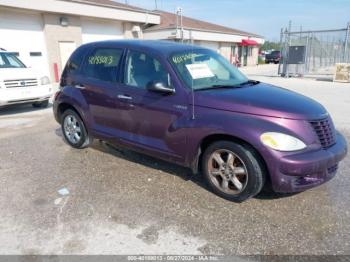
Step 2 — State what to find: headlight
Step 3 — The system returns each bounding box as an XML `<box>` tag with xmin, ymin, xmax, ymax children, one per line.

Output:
<box><xmin>260</xmin><ymin>132</ymin><xmax>306</xmax><ymax>151</ymax></box>
<box><xmin>40</xmin><ymin>76</ymin><xmax>50</xmax><ymax>85</ymax></box>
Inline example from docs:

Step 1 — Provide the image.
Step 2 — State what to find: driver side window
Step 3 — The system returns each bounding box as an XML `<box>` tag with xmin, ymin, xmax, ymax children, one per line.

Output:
<box><xmin>124</xmin><ymin>50</ymin><xmax>170</xmax><ymax>89</ymax></box>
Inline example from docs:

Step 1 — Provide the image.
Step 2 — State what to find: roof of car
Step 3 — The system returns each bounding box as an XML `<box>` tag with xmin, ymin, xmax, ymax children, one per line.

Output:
<box><xmin>82</xmin><ymin>40</ymin><xmax>208</xmax><ymax>56</ymax></box>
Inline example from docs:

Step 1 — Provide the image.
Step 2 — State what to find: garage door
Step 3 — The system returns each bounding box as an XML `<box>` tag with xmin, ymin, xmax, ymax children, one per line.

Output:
<box><xmin>199</xmin><ymin>41</ymin><xmax>220</xmax><ymax>52</ymax></box>
<box><xmin>0</xmin><ymin>10</ymin><xmax>50</xmax><ymax>77</ymax></box>
<box><xmin>82</xmin><ymin>18</ymin><xmax>124</xmax><ymax>44</ymax></box>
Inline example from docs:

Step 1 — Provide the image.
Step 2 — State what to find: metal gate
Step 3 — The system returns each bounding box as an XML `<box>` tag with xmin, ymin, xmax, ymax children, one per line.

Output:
<box><xmin>279</xmin><ymin>23</ymin><xmax>350</xmax><ymax>77</ymax></box>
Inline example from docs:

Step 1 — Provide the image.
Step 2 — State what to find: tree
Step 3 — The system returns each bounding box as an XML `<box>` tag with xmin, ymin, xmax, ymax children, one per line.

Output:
<box><xmin>261</xmin><ymin>41</ymin><xmax>281</xmax><ymax>51</ymax></box>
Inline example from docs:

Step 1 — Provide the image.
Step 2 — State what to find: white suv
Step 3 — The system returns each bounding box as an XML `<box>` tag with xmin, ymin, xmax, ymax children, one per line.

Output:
<box><xmin>0</xmin><ymin>51</ymin><xmax>53</xmax><ymax>108</ymax></box>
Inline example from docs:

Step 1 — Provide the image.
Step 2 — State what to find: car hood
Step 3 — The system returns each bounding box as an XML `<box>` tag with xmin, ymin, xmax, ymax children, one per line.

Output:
<box><xmin>0</xmin><ymin>67</ymin><xmax>40</xmax><ymax>81</ymax></box>
<box><xmin>194</xmin><ymin>82</ymin><xmax>328</xmax><ymax>120</ymax></box>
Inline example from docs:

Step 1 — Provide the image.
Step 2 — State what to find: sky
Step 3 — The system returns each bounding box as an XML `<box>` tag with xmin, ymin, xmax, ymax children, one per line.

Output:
<box><xmin>116</xmin><ymin>0</ymin><xmax>350</xmax><ymax>41</ymax></box>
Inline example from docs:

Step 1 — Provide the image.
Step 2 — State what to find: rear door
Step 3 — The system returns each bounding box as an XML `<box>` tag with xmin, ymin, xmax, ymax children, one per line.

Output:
<box><xmin>74</xmin><ymin>47</ymin><xmax>130</xmax><ymax>137</ymax></box>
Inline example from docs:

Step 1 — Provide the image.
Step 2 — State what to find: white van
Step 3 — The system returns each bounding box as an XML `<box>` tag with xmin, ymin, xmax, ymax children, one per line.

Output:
<box><xmin>0</xmin><ymin>51</ymin><xmax>53</xmax><ymax>108</ymax></box>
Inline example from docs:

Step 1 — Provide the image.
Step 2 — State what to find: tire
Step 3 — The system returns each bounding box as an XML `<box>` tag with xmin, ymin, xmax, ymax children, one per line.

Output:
<box><xmin>32</xmin><ymin>100</ymin><xmax>49</xmax><ymax>108</ymax></box>
<box><xmin>61</xmin><ymin>109</ymin><xmax>90</xmax><ymax>149</ymax></box>
<box><xmin>201</xmin><ymin>141</ymin><xmax>265</xmax><ymax>202</ymax></box>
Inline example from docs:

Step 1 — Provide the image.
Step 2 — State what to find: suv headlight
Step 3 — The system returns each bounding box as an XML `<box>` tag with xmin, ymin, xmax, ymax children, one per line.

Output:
<box><xmin>40</xmin><ymin>76</ymin><xmax>50</xmax><ymax>85</ymax></box>
<box><xmin>260</xmin><ymin>132</ymin><xmax>306</xmax><ymax>151</ymax></box>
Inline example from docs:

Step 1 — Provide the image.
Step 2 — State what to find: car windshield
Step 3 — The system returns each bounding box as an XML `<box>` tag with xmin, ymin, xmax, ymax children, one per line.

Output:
<box><xmin>0</xmin><ymin>52</ymin><xmax>26</xmax><ymax>68</ymax></box>
<box><xmin>170</xmin><ymin>49</ymin><xmax>248</xmax><ymax>90</ymax></box>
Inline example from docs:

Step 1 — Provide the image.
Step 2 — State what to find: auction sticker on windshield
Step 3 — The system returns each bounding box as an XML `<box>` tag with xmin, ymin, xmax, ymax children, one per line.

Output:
<box><xmin>185</xmin><ymin>63</ymin><xmax>215</xmax><ymax>79</ymax></box>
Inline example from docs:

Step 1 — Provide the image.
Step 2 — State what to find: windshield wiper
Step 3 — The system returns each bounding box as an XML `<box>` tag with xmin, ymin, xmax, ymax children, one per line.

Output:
<box><xmin>195</xmin><ymin>80</ymin><xmax>260</xmax><ymax>91</ymax></box>
<box><xmin>195</xmin><ymin>85</ymin><xmax>237</xmax><ymax>91</ymax></box>
<box><xmin>238</xmin><ymin>80</ymin><xmax>260</xmax><ymax>86</ymax></box>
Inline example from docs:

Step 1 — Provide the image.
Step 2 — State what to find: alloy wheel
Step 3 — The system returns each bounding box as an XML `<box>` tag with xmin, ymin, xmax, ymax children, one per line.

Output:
<box><xmin>63</xmin><ymin>114</ymin><xmax>82</xmax><ymax>144</ymax></box>
<box><xmin>207</xmin><ymin>149</ymin><xmax>248</xmax><ymax>195</ymax></box>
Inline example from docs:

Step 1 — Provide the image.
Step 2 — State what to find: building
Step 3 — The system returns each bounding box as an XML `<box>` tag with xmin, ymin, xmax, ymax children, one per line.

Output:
<box><xmin>143</xmin><ymin>11</ymin><xmax>264</xmax><ymax>67</ymax></box>
<box><xmin>0</xmin><ymin>0</ymin><xmax>264</xmax><ymax>83</ymax></box>
<box><xmin>0</xmin><ymin>0</ymin><xmax>160</xmax><ymax>81</ymax></box>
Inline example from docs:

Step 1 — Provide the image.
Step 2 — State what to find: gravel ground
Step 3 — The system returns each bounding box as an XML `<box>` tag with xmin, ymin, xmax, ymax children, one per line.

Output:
<box><xmin>0</xmin><ymin>66</ymin><xmax>349</xmax><ymax>255</ymax></box>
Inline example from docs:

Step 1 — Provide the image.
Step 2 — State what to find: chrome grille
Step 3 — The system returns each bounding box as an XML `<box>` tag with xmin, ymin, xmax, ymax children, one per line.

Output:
<box><xmin>4</xmin><ymin>79</ymin><xmax>38</xmax><ymax>88</ymax></box>
<box><xmin>310</xmin><ymin>118</ymin><xmax>336</xmax><ymax>149</ymax></box>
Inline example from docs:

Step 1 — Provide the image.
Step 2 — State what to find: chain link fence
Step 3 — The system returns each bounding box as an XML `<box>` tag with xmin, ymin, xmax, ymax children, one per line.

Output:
<box><xmin>278</xmin><ymin>23</ymin><xmax>350</xmax><ymax>77</ymax></box>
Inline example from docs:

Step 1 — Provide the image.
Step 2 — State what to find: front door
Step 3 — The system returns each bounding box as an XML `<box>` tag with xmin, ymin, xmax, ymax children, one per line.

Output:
<box><xmin>119</xmin><ymin>49</ymin><xmax>188</xmax><ymax>162</ymax></box>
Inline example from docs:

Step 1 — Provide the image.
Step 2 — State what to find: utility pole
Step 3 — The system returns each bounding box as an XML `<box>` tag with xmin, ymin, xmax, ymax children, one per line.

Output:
<box><xmin>285</xmin><ymin>20</ymin><xmax>292</xmax><ymax>77</ymax></box>
<box><xmin>282</xmin><ymin>20</ymin><xmax>292</xmax><ymax>77</ymax></box>
<box><xmin>175</xmin><ymin>7</ymin><xmax>183</xmax><ymax>43</ymax></box>
<box><xmin>180</xmin><ymin>8</ymin><xmax>183</xmax><ymax>43</ymax></box>
<box><xmin>154</xmin><ymin>0</ymin><xmax>158</xmax><ymax>10</ymax></box>
<box><xmin>344</xmin><ymin>22</ymin><xmax>350</xmax><ymax>63</ymax></box>
<box><xmin>277</xmin><ymin>27</ymin><xmax>283</xmax><ymax>75</ymax></box>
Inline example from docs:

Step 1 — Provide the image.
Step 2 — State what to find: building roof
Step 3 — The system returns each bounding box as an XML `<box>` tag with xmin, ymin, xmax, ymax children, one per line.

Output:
<box><xmin>145</xmin><ymin>10</ymin><xmax>262</xmax><ymax>38</ymax></box>
<box><xmin>60</xmin><ymin>0</ymin><xmax>158</xmax><ymax>14</ymax></box>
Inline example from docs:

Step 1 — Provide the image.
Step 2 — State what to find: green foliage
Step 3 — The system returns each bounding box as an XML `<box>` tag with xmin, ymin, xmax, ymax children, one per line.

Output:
<box><xmin>258</xmin><ymin>56</ymin><xmax>265</xmax><ymax>64</ymax></box>
<box><xmin>261</xmin><ymin>41</ymin><xmax>281</xmax><ymax>51</ymax></box>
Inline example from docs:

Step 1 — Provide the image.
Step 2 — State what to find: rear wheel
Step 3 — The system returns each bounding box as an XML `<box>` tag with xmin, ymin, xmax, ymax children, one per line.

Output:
<box><xmin>61</xmin><ymin>109</ymin><xmax>90</xmax><ymax>149</ymax></box>
<box><xmin>201</xmin><ymin>141</ymin><xmax>265</xmax><ymax>202</ymax></box>
<box><xmin>32</xmin><ymin>100</ymin><xmax>49</xmax><ymax>108</ymax></box>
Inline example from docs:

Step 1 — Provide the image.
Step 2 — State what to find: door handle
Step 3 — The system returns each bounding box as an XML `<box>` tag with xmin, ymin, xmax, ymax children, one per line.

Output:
<box><xmin>117</xmin><ymin>94</ymin><xmax>132</xmax><ymax>100</ymax></box>
<box><xmin>74</xmin><ymin>84</ymin><xmax>85</xmax><ymax>90</ymax></box>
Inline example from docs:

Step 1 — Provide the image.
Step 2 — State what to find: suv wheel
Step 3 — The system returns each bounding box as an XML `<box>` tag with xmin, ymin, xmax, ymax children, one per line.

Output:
<box><xmin>202</xmin><ymin>141</ymin><xmax>265</xmax><ymax>202</ymax></box>
<box><xmin>32</xmin><ymin>100</ymin><xmax>49</xmax><ymax>108</ymax></box>
<box><xmin>61</xmin><ymin>109</ymin><xmax>90</xmax><ymax>149</ymax></box>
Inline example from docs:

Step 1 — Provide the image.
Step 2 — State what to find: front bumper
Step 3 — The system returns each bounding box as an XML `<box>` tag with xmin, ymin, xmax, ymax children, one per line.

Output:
<box><xmin>0</xmin><ymin>84</ymin><xmax>53</xmax><ymax>106</ymax></box>
<box><xmin>270</xmin><ymin>132</ymin><xmax>347</xmax><ymax>193</ymax></box>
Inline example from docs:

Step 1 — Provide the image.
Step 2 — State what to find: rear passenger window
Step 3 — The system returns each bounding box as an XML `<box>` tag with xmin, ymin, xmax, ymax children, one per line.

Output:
<box><xmin>83</xmin><ymin>48</ymin><xmax>123</xmax><ymax>83</ymax></box>
<box><xmin>65</xmin><ymin>47</ymin><xmax>85</xmax><ymax>74</ymax></box>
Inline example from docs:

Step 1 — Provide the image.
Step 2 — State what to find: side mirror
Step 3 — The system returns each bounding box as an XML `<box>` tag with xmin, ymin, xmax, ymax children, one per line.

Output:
<box><xmin>146</xmin><ymin>81</ymin><xmax>175</xmax><ymax>95</ymax></box>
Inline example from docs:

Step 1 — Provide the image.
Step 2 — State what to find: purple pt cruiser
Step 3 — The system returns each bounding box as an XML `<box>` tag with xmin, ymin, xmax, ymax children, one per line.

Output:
<box><xmin>53</xmin><ymin>40</ymin><xmax>347</xmax><ymax>202</ymax></box>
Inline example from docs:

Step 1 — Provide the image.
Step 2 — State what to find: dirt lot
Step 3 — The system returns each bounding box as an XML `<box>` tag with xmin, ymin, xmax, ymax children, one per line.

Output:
<box><xmin>0</xmin><ymin>65</ymin><xmax>349</xmax><ymax>255</ymax></box>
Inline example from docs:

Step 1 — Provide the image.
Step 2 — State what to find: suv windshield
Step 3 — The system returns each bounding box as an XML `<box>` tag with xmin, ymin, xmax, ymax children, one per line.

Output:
<box><xmin>271</xmin><ymin>51</ymin><xmax>280</xmax><ymax>56</ymax></box>
<box><xmin>0</xmin><ymin>53</ymin><xmax>26</xmax><ymax>68</ymax></box>
<box><xmin>170</xmin><ymin>49</ymin><xmax>248</xmax><ymax>90</ymax></box>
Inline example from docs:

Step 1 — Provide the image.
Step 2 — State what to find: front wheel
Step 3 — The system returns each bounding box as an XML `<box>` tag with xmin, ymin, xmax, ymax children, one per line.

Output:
<box><xmin>61</xmin><ymin>109</ymin><xmax>90</xmax><ymax>149</ymax></box>
<box><xmin>201</xmin><ymin>141</ymin><xmax>265</xmax><ymax>202</ymax></box>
